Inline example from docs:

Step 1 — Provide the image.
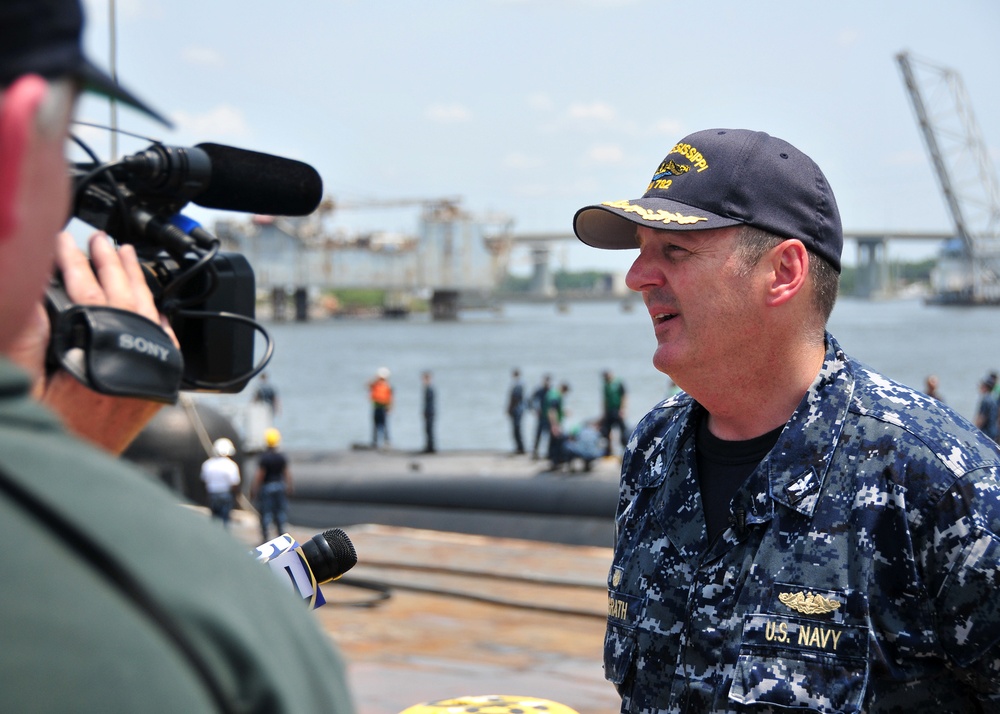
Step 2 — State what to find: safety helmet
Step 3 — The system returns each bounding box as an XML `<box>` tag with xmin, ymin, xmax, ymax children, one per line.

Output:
<box><xmin>377</xmin><ymin>367</ymin><xmax>391</xmax><ymax>379</ymax></box>
<box><xmin>212</xmin><ymin>437</ymin><xmax>236</xmax><ymax>457</ymax></box>
<box><xmin>265</xmin><ymin>428</ymin><xmax>281</xmax><ymax>448</ymax></box>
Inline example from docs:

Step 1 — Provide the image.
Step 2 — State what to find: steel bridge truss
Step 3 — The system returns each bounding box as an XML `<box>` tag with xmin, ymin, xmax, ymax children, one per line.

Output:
<box><xmin>897</xmin><ymin>51</ymin><xmax>1000</xmax><ymax>302</ymax></box>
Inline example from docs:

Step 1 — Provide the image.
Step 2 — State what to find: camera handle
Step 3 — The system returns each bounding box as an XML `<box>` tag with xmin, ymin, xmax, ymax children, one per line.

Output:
<box><xmin>45</xmin><ymin>282</ymin><xmax>184</xmax><ymax>403</ymax></box>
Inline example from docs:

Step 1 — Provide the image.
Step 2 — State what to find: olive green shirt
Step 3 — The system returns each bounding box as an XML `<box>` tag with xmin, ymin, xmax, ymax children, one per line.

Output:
<box><xmin>0</xmin><ymin>359</ymin><xmax>354</xmax><ymax>712</ymax></box>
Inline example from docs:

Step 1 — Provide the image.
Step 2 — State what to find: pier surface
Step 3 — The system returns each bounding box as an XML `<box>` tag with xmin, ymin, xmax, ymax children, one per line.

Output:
<box><xmin>230</xmin><ymin>519</ymin><xmax>619</xmax><ymax>714</ymax></box>
<box><xmin>231</xmin><ymin>448</ymin><xmax>623</xmax><ymax>713</ymax></box>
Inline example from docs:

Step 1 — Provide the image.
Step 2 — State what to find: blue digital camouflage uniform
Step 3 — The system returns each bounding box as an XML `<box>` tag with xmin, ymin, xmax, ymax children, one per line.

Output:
<box><xmin>606</xmin><ymin>333</ymin><xmax>1000</xmax><ymax>713</ymax></box>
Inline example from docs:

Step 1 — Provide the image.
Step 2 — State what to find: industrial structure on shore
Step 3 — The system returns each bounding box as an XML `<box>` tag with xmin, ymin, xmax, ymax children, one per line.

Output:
<box><xmin>214</xmin><ymin>52</ymin><xmax>1000</xmax><ymax>317</ymax></box>
<box><xmin>214</xmin><ymin>198</ymin><xmax>608</xmax><ymax>320</ymax></box>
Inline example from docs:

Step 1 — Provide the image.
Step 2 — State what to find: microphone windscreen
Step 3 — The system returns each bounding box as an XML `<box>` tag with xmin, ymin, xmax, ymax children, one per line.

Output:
<box><xmin>301</xmin><ymin>528</ymin><xmax>358</xmax><ymax>584</ymax></box>
<box><xmin>323</xmin><ymin>528</ymin><xmax>358</xmax><ymax>569</ymax></box>
<box><xmin>194</xmin><ymin>143</ymin><xmax>323</xmax><ymax>216</ymax></box>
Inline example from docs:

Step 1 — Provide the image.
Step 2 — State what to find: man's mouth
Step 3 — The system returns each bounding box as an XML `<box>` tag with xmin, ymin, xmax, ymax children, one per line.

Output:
<box><xmin>653</xmin><ymin>312</ymin><xmax>678</xmax><ymax>325</ymax></box>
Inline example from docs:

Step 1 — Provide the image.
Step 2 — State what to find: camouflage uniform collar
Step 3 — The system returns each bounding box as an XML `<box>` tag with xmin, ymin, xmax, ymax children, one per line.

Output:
<box><xmin>633</xmin><ymin>334</ymin><xmax>853</xmax><ymax>548</ymax></box>
<box><xmin>759</xmin><ymin>332</ymin><xmax>853</xmax><ymax>519</ymax></box>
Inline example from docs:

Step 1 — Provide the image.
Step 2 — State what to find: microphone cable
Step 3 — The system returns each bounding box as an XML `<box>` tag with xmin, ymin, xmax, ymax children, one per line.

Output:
<box><xmin>328</xmin><ymin>559</ymin><xmax>605</xmax><ymax>619</ymax></box>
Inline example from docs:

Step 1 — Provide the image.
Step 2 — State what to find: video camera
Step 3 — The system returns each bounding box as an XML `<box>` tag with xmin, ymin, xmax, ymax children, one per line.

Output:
<box><xmin>51</xmin><ymin>133</ymin><xmax>323</xmax><ymax>400</ymax></box>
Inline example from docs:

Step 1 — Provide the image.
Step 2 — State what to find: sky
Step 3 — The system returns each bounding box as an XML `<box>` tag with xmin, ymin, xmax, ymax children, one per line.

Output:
<box><xmin>73</xmin><ymin>0</ymin><xmax>1000</xmax><ymax>274</ymax></box>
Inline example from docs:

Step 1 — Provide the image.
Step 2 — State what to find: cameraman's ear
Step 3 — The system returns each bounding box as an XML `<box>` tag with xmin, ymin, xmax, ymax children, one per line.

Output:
<box><xmin>0</xmin><ymin>75</ymin><xmax>49</xmax><ymax>241</ymax></box>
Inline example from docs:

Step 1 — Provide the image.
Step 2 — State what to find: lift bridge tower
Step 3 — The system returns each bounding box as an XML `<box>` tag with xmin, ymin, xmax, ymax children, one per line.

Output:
<box><xmin>897</xmin><ymin>51</ymin><xmax>1000</xmax><ymax>303</ymax></box>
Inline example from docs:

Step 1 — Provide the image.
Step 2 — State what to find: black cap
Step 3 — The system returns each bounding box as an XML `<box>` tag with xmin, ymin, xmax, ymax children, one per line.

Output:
<box><xmin>573</xmin><ymin>128</ymin><xmax>843</xmax><ymax>272</ymax></box>
<box><xmin>0</xmin><ymin>0</ymin><xmax>171</xmax><ymax>127</ymax></box>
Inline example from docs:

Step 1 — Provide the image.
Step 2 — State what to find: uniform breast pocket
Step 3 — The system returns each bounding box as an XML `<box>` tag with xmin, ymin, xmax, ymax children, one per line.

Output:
<box><xmin>729</xmin><ymin>614</ymin><xmax>870</xmax><ymax>714</ymax></box>
<box><xmin>604</xmin><ymin>586</ymin><xmax>643</xmax><ymax>687</ymax></box>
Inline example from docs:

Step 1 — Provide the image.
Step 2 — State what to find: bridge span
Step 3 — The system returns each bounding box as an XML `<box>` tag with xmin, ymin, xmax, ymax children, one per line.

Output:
<box><xmin>511</xmin><ymin>230</ymin><xmax>955</xmax><ymax>300</ymax></box>
<box><xmin>846</xmin><ymin>231</ymin><xmax>952</xmax><ymax>298</ymax></box>
<box><xmin>215</xmin><ymin>212</ymin><xmax>954</xmax><ymax>318</ymax></box>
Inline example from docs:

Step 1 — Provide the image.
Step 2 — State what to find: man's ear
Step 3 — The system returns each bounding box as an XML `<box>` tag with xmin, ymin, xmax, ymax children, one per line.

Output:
<box><xmin>0</xmin><ymin>75</ymin><xmax>49</xmax><ymax>241</ymax></box>
<box><xmin>764</xmin><ymin>239</ymin><xmax>809</xmax><ymax>308</ymax></box>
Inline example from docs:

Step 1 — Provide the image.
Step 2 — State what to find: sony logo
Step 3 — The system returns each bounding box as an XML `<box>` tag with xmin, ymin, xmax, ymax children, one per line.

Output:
<box><xmin>119</xmin><ymin>333</ymin><xmax>172</xmax><ymax>362</ymax></box>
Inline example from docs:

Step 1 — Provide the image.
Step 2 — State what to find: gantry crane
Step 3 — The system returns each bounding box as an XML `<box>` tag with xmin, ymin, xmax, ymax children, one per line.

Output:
<box><xmin>896</xmin><ymin>51</ymin><xmax>1000</xmax><ymax>303</ymax></box>
<box><xmin>315</xmin><ymin>195</ymin><xmax>466</xmax><ymax>223</ymax></box>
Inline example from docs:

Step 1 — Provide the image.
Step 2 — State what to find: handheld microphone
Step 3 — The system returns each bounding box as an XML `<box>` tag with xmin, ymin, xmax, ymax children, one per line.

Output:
<box><xmin>118</xmin><ymin>142</ymin><xmax>324</xmax><ymax>216</ymax></box>
<box><xmin>254</xmin><ymin>528</ymin><xmax>358</xmax><ymax>609</ymax></box>
<box><xmin>296</xmin><ymin>528</ymin><xmax>359</xmax><ymax>584</ymax></box>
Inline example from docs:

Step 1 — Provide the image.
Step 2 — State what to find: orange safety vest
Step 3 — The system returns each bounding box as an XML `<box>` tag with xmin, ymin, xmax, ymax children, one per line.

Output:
<box><xmin>370</xmin><ymin>379</ymin><xmax>392</xmax><ymax>406</ymax></box>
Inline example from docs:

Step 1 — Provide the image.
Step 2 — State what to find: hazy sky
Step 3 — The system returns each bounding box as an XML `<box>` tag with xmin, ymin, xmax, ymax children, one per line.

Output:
<box><xmin>75</xmin><ymin>0</ymin><xmax>1000</xmax><ymax>273</ymax></box>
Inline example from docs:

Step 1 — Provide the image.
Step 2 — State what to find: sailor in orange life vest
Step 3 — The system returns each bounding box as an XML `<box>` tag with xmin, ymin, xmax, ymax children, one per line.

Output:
<box><xmin>368</xmin><ymin>367</ymin><xmax>394</xmax><ymax>448</ymax></box>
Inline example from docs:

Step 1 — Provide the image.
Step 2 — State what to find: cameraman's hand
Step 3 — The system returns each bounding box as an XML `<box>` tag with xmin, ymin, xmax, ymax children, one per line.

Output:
<box><xmin>9</xmin><ymin>231</ymin><xmax>180</xmax><ymax>454</ymax></box>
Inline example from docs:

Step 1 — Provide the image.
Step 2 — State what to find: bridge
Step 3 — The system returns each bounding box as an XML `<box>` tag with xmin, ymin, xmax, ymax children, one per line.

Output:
<box><xmin>216</xmin><ymin>210</ymin><xmax>953</xmax><ymax>317</ymax></box>
<box><xmin>846</xmin><ymin>230</ymin><xmax>952</xmax><ymax>298</ymax></box>
<box><xmin>516</xmin><ymin>230</ymin><xmax>956</xmax><ymax>300</ymax></box>
<box><xmin>897</xmin><ymin>53</ymin><xmax>1000</xmax><ymax>303</ymax></box>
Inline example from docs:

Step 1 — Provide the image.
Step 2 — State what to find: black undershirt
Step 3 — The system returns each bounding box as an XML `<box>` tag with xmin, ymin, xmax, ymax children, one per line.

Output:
<box><xmin>695</xmin><ymin>414</ymin><xmax>783</xmax><ymax>543</ymax></box>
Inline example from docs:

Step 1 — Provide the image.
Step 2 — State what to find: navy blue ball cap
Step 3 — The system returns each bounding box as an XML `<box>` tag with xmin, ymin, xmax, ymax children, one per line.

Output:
<box><xmin>0</xmin><ymin>0</ymin><xmax>171</xmax><ymax>127</ymax></box>
<box><xmin>573</xmin><ymin>128</ymin><xmax>843</xmax><ymax>272</ymax></box>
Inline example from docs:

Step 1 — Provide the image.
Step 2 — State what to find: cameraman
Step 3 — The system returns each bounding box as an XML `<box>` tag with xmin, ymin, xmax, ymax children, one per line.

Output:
<box><xmin>0</xmin><ymin>1</ymin><xmax>354</xmax><ymax>712</ymax></box>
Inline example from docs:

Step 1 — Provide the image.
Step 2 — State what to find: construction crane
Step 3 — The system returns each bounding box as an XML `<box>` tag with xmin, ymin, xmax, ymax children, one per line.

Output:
<box><xmin>896</xmin><ymin>51</ymin><xmax>1000</xmax><ymax>303</ymax></box>
<box><xmin>316</xmin><ymin>195</ymin><xmax>466</xmax><ymax>221</ymax></box>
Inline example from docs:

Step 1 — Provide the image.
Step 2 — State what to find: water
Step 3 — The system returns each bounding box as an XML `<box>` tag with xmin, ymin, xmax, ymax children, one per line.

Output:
<box><xmin>195</xmin><ymin>297</ymin><xmax>1000</xmax><ymax>452</ymax></box>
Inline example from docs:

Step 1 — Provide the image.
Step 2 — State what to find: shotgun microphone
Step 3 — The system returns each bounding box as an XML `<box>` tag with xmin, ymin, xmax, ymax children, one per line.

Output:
<box><xmin>117</xmin><ymin>142</ymin><xmax>323</xmax><ymax>216</ymax></box>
